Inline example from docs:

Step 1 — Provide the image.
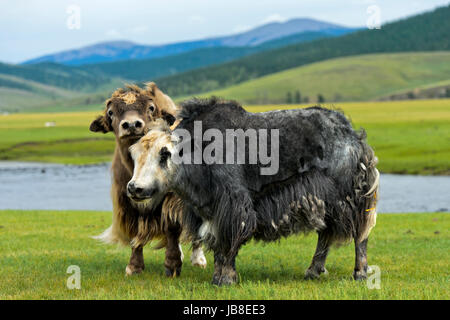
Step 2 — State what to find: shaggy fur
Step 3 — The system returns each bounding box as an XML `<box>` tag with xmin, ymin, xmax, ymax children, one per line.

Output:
<box><xmin>89</xmin><ymin>83</ymin><xmax>205</xmax><ymax>276</ymax></box>
<box><xmin>129</xmin><ymin>98</ymin><xmax>379</xmax><ymax>285</ymax></box>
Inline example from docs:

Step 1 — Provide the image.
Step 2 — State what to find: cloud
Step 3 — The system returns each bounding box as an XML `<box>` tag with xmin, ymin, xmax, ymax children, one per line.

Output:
<box><xmin>188</xmin><ymin>15</ymin><xmax>206</xmax><ymax>24</ymax></box>
<box><xmin>105</xmin><ymin>29</ymin><xmax>122</xmax><ymax>38</ymax></box>
<box><xmin>261</xmin><ymin>13</ymin><xmax>288</xmax><ymax>24</ymax></box>
<box><xmin>129</xmin><ymin>25</ymin><xmax>149</xmax><ymax>35</ymax></box>
<box><xmin>232</xmin><ymin>25</ymin><xmax>252</xmax><ymax>33</ymax></box>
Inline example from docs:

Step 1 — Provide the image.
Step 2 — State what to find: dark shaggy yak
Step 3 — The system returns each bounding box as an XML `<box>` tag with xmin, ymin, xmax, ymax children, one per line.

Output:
<box><xmin>89</xmin><ymin>83</ymin><xmax>206</xmax><ymax>277</ymax></box>
<box><xmin>127</xmin><ymin>98</ymin><xmax>379</xmax><ymax>285</ymax></box>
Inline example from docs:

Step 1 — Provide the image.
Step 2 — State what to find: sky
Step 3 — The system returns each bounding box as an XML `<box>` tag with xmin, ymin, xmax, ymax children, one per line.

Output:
<box><xmin>0</xmin><ymin>0</ymin><xmax>448</xmax><ymax>63</ymax></box>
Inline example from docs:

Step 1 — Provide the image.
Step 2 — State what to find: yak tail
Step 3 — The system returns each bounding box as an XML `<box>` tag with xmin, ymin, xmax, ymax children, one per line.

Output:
<box><xmin>92</xmin><ymin>225</ymin><xmax>125</xmax><ymax>245</ymax></box>
<box><xmin>355</xmin><ymin>142</ymin><xmax>379</xmax><ymax>243</ymax></box>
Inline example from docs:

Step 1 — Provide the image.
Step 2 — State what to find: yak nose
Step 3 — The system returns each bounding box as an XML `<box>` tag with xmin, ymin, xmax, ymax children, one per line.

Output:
<box><xmin>122</xmin><ymin>120</ymin><xmax>144</xmax><ymax>131</ymax></box>
<box><xmin>127</xmin><ymin>182</ymin><xmax>143</xmax><ymax>196</ymax></box>
<box><xmin>127</xmin><ymin>182</ymin><xmax>157</xmax><ymax>199</ymax></box>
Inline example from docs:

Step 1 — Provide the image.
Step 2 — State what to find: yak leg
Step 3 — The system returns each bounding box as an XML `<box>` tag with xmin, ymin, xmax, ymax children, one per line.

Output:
<box><xmin>353</xmin><ymin>238</ymin><xmax>369</xmax><ymax>280</ymax></box>
<box><xmin>220</xmin><ymin>257</ymin><xmax>238</xmax><ymax>286</ymax></box>
<box><xmin>164</xmin><ymin>223</ymin><xmax>183</xmax><ymax>278</ymax></box>
<box><xmin>191</xmin><ymin>239</ymin><xmax>207</xmax><ymax>269</ymax></box>
<box><xmin>125</xmin><ymin>245</ymin><xmax>145</xmax><ymax>275</ymax></box>
<box><xmin>212</xmin><ymin>252</ymin><xmax>238</xmax><ymax>286</ymax></box>
<box><xmin>212</xmin><ymin>252</ymin><xmax>224</xmax><ymax>285</ymax></box>
<box><xmin>305</xmin><ymin>231</ymin><xmax>330</xmax><ymax>280</ymax></box>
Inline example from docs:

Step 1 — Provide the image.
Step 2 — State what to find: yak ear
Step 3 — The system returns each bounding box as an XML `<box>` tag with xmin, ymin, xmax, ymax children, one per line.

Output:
<box><xmin>145</xmin><ymin>82</ymin><xmax>180</xmax><ymax>117</ymax></box>
<box><xmin>145</xmin><ymin>81</ymin><xmax>157</xmax><ymax>96</ymax></box>
<box><xmin>89</xmin><ymin>115</ymin><xmax>110</xmax><ymax>133</ymax></box>
<box><xmin>161</xmin><ymin>110</ymin><xmax>176</xmax><ymax>126</ymax></box>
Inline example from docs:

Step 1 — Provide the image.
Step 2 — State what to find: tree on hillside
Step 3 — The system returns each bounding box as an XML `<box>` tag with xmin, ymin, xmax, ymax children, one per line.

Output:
<box><xmin>303</xmin><ymin>96</ymin><xmax>309</xmax><ymax>103</ymax></box>
<box><xmin>295</xmin><ymin>90</ymin><xmax>301</xmax><ymax>103</ymax></box>
<box><xmin>286</xmin><ymin>92</ymin><xmax>293</xmax><ymax>104</ymax></box>
<box><xmin>317</xmin><ymin>94</ymin><xmax>325</xmax><ymax>103</ymax></box>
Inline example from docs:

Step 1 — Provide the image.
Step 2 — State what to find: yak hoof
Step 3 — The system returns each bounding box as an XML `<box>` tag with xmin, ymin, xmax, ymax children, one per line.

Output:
<box><xmin>212</xmin><ymin>269</ymin><xmax>238</xmax><ymax>286</ymax></box>
<box><xmin>304</xmin><ymin>267</ymin><xmax>328</xmax><ymax>280</ymax></box>
<box><xmin>212</xmin><ymin>273</ymin><xmax>221</xmax><ymax>285</ymax></box>
<box><xmin>125</xmin><ymin>264</ymin><xmax>144</xmax><ymax>276</ymax></box>
<box><xmin>353</xmin><ymin>270</ymin><xmax>367</xmax><ymax>281</ymax></box>
<box><xmin>191</xmin><ymin>250</ymin><xmax>207</xmax><ymax>269</ymax></box>
<box><xmin>212</xmin><ymin>275</ymin><xmax>238</xmax><ymax>286</ymax></box>
<box><xmin>165</xmin><ymin>266</ymin><xmax>182</xmax><ymax>278</ymax></box>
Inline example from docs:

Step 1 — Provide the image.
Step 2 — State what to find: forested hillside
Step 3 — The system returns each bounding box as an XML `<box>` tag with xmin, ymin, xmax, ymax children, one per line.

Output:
<box><xmin>198</xmin><ymin>52</ymin><xmax>450</xmax><ymax>103</ymax></box>
<box><xmin>156</xmin><ymin>5</ymin><xmax>450</xmax><ymax>97</ymax></box>
<box><xmin>82</xmin><ymin>30</ymin><xmax>353</xmax><ymax>81</ymax></box>
<box><xmin>0</xmin><ymin>62</ymin><xmax>118</xmax><ymax>92</ymax></box>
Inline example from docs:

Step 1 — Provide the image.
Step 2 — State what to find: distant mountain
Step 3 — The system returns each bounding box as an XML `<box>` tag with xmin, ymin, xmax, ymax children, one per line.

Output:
<box><xmin>22</xmin><ymin>18</ymin><xmax>351</xmax><ymax>65</ymax></box>
<box><xmin>215</xmin><ymin>18</ymin><xmax>348</xmax><ymax>46</ymax></box>
<box><xmin>1</xmin><ymin>29</ymin><xmax>354</xmax><ymax>93</ymax></box>
<box><xmin>0</xmin><ymin>27</ymin><xmax>355</xmax><ymax>112</ymax></box>
<box><xmin>257</xmin><ymin>28</ymin><xmax>353</xmax><ymax>50</ymax></box>
<box><xmin>82</xmin><ymin>29</ymin><xmax>355</xmax><ymax>81</ymax></box>
<box><xmin>23</xmin><ymin>40</ymin><xmax>224</xmax><ymax>66</ymax></box>
<box><xmin>155</xmin><ymin>5</ymin><xmax>450</xmax><ymax>97</ymax></box>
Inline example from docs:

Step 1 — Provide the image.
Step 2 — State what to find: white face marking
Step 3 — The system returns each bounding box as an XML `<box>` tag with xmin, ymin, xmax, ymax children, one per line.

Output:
<box><xmin>130</xmin><ymin>144</ymin><xmax>159</xmax><ymax>190</ymax></box>
<box><xmin>128</xmin><ymin>127</ymin><xmax>177</xmax><ymax>203</ymax></box>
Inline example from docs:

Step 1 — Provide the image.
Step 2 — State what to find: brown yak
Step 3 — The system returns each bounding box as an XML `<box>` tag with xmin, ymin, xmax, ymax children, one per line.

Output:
<box><xmin>89</xmin><ymin>83</ymin><xmax>206</xmax><ymax>276</ymax></box>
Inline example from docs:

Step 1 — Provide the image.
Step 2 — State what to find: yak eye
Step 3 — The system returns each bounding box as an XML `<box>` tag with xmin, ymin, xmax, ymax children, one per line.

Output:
<box><xmin>108</xmin><ymin>110</ymin><xmax>113</xmax><ymax>117</ymax></box>
<box><xmin>159</xmin><ymin>147</ymin><xmax>171</xmax><ymax>166</ymax></box>
<box><xmin>149</xmin><ymin>105</ymin><xmax>155</xmax><ymax>112</ymax></box>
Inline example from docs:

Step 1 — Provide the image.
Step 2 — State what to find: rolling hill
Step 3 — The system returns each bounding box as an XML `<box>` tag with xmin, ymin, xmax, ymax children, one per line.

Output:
<box><xmin>82</xmin><ymin>30</ymin><xmax>354</xmax><ymax>81</ymax></box>
<box><xmin>23</xmin><ymin>18</ymin><xmax>351</xmax><ymax>65</ymax></box>
<box><xmin>195</xmin><ymin>52</ymin><xmax>450</xmax><ymax>103</ymax></box>
<box><xmin>0</xmin><ymin>62</ymin><xmax>124</xmax><ymax>112</ymax></box>
<box><xmin>2</xmin><ymin>6</ymin><xmax>449</xmax><ymax>113</ymax></box>
<box><xmin>0</xmin><ymin>73</ymin><xmax>83</xmax><ymax>112</ymax></box>
<box><xmin>0</xmin><ymin>29</ymin><xmax>355</xmax><ymax>112</ymax></box>
<box><xmin>156</xmin><ymin>5</ymin><xmax>450</xmax><ymax>97</ymax></box>
<box><xmin>0</xmin><ymin>62</ymin><xmax>121</xmax><ymax>92</ymax></box>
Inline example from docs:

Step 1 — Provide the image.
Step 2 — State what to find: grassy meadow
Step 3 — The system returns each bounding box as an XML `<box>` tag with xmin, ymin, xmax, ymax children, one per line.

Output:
<box><xmin>199</xmin><ymin>52</ymin><xmax>450</xmax><ymax>104</ymax></box>
<box><xmin>0</xmin><ymin>99</ymin><xmax>449</xmax><ymax>174</ymax></box>
<box><xmin>0</xmin><ymin>210</ymin><xmax>448</xmax><ymax>299</ymax></box>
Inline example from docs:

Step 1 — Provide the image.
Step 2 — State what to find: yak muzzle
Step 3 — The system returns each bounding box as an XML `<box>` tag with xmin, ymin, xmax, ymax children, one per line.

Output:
<box><xmin>127</xmin><ymin>182</ymin><xmax>157</xmax><ymax>201</ymax></box>
<box><xmin>119</xmin><ymin>118</ymin><xmax>145</xmax><ymax>140</ymax></box>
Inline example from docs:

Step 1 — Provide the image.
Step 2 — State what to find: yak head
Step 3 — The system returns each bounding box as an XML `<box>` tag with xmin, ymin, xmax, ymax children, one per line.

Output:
<box><xmin>89</xmin><ymin>82</ymin><xmax>178</xmax><ymax>147</ymax></box>
<box><xmin>127</xmin><ymin>119</ymin><xmax>177</xmax><ymax>204</ymax></box>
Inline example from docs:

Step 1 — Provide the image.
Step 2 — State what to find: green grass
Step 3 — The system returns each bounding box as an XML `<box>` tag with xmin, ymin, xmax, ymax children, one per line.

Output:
<box><xmin>0</xmin><ymin>210</ymin><xmax>448</xmax><ymax>299</ymax></box>
<box><xmin>245</xmin><ymin>99</ymin><xmax>450</xmax><ymax>175</ymax></box>
<box><xmin>0</xmin><ymin>99</ymin><xmax>448</xmax><ymax>174</ymax></box>
<box><xmin>197</xmin><ymin>52</ymin><xmax>450</xmax><ymax>104</ymax></box>
<box><xmin>0</xmin><ymin>111</ymin><xmax>115</xmax><ymax>164</ymax></box>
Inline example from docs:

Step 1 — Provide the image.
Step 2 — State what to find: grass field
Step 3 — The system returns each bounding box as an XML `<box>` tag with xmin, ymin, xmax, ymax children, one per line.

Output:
<box><xmin>0</xmin><ymin>75</ymin><xmax>81</xmax><ymax>113</ymax></box>
<box><xmin>0</xmin><ymin>99</ymin><xmax>449</xmax><ymax>174</ymax></box>
<box><xmin>199</xmin><ymin>52</ymin><xmax>450</xmax><ymax>104</ymax></box>
<box><xmin>0</xmin><ymin>210</ymin><xmax>448</xmax><ymax>299</ymax></box>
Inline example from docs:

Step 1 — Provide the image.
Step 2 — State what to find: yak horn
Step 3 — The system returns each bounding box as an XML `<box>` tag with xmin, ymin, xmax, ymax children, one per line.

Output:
<box><xmin>364</xmin><ymin>169</ymin><xmax>380</xmax><ymax>196</ymax></box>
